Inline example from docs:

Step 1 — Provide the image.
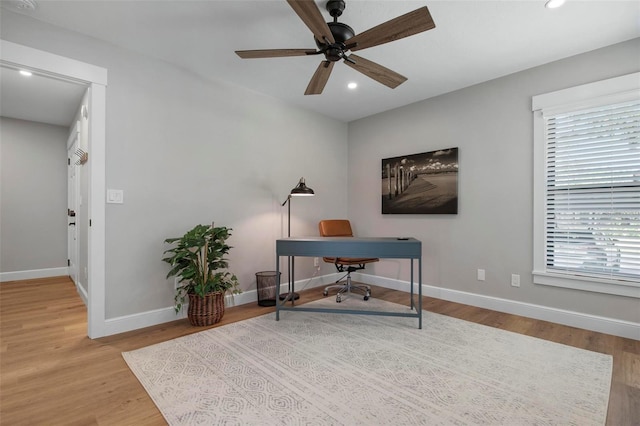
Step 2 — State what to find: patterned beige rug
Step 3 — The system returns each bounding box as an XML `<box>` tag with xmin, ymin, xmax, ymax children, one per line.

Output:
<box><xmin>123</xmin><ymin>297</ymin><xmax>612</xmax><ymax>425</ymax></box>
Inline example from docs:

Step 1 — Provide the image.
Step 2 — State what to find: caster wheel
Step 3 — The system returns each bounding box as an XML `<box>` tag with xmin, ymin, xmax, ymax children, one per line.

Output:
<box><xmin>336</xmin><ymin>296</ymin><xmax>342</xmax><ymax>303</ymax></box>
<box><xmin>364</xmin><ymin>296</ymin><xmax>369</xmax><ymax>301</ymax></box>
<box><xmin>323</xmin><ymin>290</ymin><xmax>328</xmax><ymax>296</ymax></box>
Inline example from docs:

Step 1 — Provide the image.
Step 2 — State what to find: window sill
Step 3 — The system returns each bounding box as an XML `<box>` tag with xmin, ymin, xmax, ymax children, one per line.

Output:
<box><xmin>533</xmin><ymin>270</ymin><xmax>640</xmax><ymax>298</ymax></box>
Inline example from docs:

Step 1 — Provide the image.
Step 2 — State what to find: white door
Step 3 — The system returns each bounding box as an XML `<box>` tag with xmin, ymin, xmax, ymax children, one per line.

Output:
<box><xmin>67</xmin><ymin>121</ymin><xmax>80</xmax><ymax>284</ymax></box>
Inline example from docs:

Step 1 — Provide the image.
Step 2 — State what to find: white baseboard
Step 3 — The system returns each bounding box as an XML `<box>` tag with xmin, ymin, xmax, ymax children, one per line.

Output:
<box><xmin>75</xmin><ymin>280</ymin><xmax>88</xmax><ymax>306</ymax></box>
<box><xmin>353</xmin><ymin>272</ymin><xmax>640</xmax><ymax>340</ymax></box>
<box><xmin>0</xmin><ymin>267</ymin><xmax>69</xmax><ymax>282</ymax></box>
<box><xmin>103</xmin><ymin>274</ymin><xmax>337</xmax><ymax>337</ymax></box>
<box><xmin>101</xmin><ymin>271</ymin><xmax>638</xmax><ymax>340</ymax></box>
<box><xmin>104</xmin><ymin>306</ymin><xmax>187</xmax><ymax>336</ymax></box>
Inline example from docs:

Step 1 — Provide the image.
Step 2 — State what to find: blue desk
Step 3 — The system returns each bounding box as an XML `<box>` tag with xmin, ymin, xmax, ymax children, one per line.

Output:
<box><xmin>275</xmin><ymin>237</ymin><xmax>423</xmax><ymax>328</ymax></box>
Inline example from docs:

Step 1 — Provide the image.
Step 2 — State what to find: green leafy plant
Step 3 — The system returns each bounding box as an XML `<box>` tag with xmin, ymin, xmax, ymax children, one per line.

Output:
<box><xmin>162</xmin><ymin>223</ymin><xmax>241</xmax><ymax>313</ymax></box>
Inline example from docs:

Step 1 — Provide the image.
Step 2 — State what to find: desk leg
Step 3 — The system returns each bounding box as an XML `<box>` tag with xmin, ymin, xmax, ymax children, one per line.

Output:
<box><xmin>418</xmin><ymin>258</ymin><xmax>422</xmax><ymax>329</ymax></box>
<box><xmin>279</xmin><ymin>256</ymin><xmax>300</xmax><ymax>304</ymax></box>
<box><xmin>291</xmin><ymin>256</ymin><xmax>295</xmax><ymax>306</ymax></box>
<box><xmin>410</xmin><ymin>259</ymin><xmax>415</xmax><ymax>311</ymax></box>
<box><xmin>275</xmin><ymin>259</ymin><xmax>280</xmax><ymax>321</ymax></box>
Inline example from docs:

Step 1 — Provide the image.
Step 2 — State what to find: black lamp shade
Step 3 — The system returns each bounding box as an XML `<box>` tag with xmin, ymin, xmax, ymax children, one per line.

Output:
<box><xmin>290</xmin><ymin>177</ymin><xmax>314</xmax><ymax>196</ymax></box>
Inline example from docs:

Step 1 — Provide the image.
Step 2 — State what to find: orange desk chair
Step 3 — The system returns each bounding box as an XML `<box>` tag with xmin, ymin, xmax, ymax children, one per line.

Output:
<box><xmin>318</xmin><ymin>219</ymin><xmax>378</xmax><ymax>303</ymax></box>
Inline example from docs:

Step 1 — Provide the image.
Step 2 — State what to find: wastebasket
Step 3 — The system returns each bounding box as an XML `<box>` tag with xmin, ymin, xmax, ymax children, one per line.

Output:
<box><xmin>256</xmin><ymin>271</ymin><xmax>280</xmax><ymax>307</ymax></box>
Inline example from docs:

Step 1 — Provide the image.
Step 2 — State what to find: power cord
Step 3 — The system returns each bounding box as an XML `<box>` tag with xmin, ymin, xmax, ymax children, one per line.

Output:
<box><xmin>295</xmin><ymin>264</ymin><xmax>322</xmax><ymax>293</ymax></box>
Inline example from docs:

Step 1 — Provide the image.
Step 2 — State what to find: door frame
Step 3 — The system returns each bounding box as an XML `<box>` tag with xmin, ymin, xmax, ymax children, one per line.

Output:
<box><xmin>1</xmin><ymin>39</ymin><xmax>108</xmax><ymax>338</ymax></box>
<box><xmin>67</xmin><ymin>121</ymin><xmax>81</xmax><ymax>288</ymax></box>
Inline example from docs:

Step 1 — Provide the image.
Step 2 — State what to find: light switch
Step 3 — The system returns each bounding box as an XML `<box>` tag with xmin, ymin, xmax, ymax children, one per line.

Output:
<box><xmin>107</xmin><ymin>189</ymin><xmax>124</xmax><ymax>204</ymax></box>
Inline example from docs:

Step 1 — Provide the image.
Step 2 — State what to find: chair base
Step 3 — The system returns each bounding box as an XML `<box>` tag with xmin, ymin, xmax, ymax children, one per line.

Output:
<box><xmin>323</xmin><ymin>273</ymin><xmax>371</xmax><ymax>303</ymax></box>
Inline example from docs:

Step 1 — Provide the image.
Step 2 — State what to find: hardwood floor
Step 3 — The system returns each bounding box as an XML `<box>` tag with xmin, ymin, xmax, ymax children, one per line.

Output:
<box><xmin>1</xmin><ymin>276</ymin><xmax>638</xmax><ymax>425</ymax></box>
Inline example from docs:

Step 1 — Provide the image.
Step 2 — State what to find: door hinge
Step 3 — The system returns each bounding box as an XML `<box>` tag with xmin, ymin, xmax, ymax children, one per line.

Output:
<box><xmin>89</xmin><ymin>219</ymin><xmax>92</xmax><ymax>227</ymax></box>
<box><xmin>68</xmin><ymin>158</ymin><xmax>71</xmax><ymax>165</ymax></box>
<box><xmin>67</xmin><ymin>259</ymin><xmax>70</xmax><ymax>267</ymax></box>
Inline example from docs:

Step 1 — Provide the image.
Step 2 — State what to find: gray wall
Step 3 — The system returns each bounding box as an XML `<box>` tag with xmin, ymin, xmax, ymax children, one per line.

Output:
<box><xmin>347</xmin><ymin>38</ymin><xmax>640</xmax><ymax>323</ymax></box>
<box><xmin>0</xmin><ymin>117</ymin><xmax>68</xmax><ymax>272</ymax></box>
<box><xmin>1</xmin><ymin>11</ymin><xmax>349</xmax><ymax>319</ymax></box>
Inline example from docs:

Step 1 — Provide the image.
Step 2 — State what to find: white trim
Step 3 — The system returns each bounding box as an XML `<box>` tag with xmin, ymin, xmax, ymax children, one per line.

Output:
<box><xmin>87</xmin><ymin>83</ymin><xmax>107</xmax><ymax>338</ymax></box>
<box><xmin>102</xmin><ymin>274</ymin><xmax>337</xmax><ymax>336</ymax></box>
<box><xmin>105</xmin><ymin>306</ymin><xmax>187</xmax><ymax>336</ymax></box>
<box><xmin>86</xmin><ymin>270</ymin><xmax>640</xmax><ymax>340</ymax></box>
<box><xmin>0</xmin><ymin>267</ymin><xmax>69</xmax><ymax>282</ymax></box>
<box><xmin>533</xmin><ymin>270</ymin><xmax>640</xmax><ymax>298</ymax></box>
<box><xmin>223</xmin><ymin>274</ymin><xmax>337</xmax><ymax>308</ymax></box>
<box><xmin>531</xmin><ymin>73</ymin><xmax>640</xmax><ymax>298</ymax></box>
<box><xmin>285</xmin><ymin>272</ymin><xmax>341</xmax><ymax>294</ymax></box>
<box><xmin>0</xmin><ymin>40</ymin><xmax>107</xmax><ymax>85</ymax></box>
<box><xmin>353</xmin><ymin>272</ymin><xmax>640</xmax><ymax>340</ymax></box>
<box><xmin>532</xmin><ymin>108</ymin><xmax>547</xmax><ymax>282</ymax></box>
<box><xmin>1</xmin><ymin>40</ymin><xmax>109</xmax><ymax>339</ymax></box>
<box><xmin>532</xmin><ymin>72</ymin><xmax>640</xmax><ymax>112</ymax></box>
<box><xmin>75</xmin><ymin>280</ymin><xmax>89</xmax><ymax>306</ymax></box>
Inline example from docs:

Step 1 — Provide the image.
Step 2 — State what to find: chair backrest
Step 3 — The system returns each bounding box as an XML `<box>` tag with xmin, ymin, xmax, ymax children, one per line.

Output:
<box><xmin>318</xmin><ymin>219</ymin><xmax>353</xmax><ymax>237</ymax></box>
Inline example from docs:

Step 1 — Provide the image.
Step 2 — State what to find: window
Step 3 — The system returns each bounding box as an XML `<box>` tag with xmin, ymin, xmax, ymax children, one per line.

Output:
<box><xmin>532</xmin><ymin>73</ymin><xmax>640</xmax><ymax>298</ymax></box>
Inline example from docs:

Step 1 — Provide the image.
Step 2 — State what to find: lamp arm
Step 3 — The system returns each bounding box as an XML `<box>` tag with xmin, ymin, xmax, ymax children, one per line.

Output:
<box><xmin>281</xmin><ymin>195</ymin><xmax>291</xmax><ymax>207</ymax></box>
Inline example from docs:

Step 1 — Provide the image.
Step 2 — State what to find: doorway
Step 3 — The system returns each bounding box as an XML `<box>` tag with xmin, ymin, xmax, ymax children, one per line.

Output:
<box><xmin>0</xmin><ymin>39</ymin><xmax>107</xmax><ymax>338</ymax></box>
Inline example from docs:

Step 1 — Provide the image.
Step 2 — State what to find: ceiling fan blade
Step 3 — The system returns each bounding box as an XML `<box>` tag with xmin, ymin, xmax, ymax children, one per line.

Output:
<box><xmin>348</xmin><ymin>6</ymin><xmax>435</xmax><ymax>52</ymax></box>
<box><xmin>344</xmin><ymin>54</ymin><xmax>407</xmax><ymax>89</ymax></box>
<box><xmin>305</xmin><ymin>61</ymin><xmax>335</xmax><ymax>95</ymax></box>
<box><xmin>287</xmin><ymin>0</ymin><xmax>335</xmax><ymax>44</ymax></box>
<box><xmin>236</xmin><ymin>49</ymin><xmax>317</xmax><ymax>59</ymax></box>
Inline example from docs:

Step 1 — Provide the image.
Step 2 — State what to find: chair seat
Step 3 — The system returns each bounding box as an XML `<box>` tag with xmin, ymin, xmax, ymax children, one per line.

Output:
<box><xmin>323</xmin><ymin>257</ymin><xmax>379</xmax><ymax>265</ymax></box>
<box><xmin>319</xmin><ymin>219</ymin><xmax>378</xmax><ymax>303</ymax></box>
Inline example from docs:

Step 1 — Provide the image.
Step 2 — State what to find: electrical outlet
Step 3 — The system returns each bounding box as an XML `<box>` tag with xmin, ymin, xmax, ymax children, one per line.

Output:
<box><xmin>511</xmin><ymin>274</ymin><xmax>521</xmax><ymax>287</ymax></box>
<box><xmin>477</xmin><ymin>269</ymin><xmax>485</xmax><ymax>281</ymax></box>
<box><xmin>314</xmin><ymin>257</ymin><xmax>320</xmax><ymax>267</ymax></box>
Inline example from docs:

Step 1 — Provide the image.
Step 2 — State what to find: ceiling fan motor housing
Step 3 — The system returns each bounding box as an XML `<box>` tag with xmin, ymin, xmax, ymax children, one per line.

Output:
<box><xmin>314</xmin><ymin>22</ymin><xmax>354</xmax><ymax>61</ymax></box>
<box><xmin>312</xmin><ymin>0</ymin><xmax>355</xmax><ymax>62</ymax></box>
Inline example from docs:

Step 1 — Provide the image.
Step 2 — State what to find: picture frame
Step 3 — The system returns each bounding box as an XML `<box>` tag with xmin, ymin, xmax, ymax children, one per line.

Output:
<box><xmin>382</xmin><ymin>147</ymin><xmax>458</xmax><ymax>214</ymax></box>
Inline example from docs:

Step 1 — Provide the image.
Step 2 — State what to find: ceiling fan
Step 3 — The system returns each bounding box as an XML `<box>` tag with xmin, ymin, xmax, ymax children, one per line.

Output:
<box><xmin>235</xmin><ymin>0</ymin><xmax>436</xmax><ymax>95</ymax></box>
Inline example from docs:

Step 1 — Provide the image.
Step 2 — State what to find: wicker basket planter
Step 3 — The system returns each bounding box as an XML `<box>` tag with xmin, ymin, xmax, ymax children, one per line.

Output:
<box><xmin>163</xmin><ymin>224</ymin><xmax>240</xmax><ymax>326</ymax></box>
<box><xmin>187</xmin><ymin>291</ymin><xmax>225</xmax><ymax>326</ymax></box>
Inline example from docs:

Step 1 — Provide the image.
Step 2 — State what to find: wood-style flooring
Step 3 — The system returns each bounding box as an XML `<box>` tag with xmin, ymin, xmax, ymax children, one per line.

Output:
<box><xmin>1</xmin><ymin>276</ymin><xmax>638</xmax><ymax>425</ymax></box>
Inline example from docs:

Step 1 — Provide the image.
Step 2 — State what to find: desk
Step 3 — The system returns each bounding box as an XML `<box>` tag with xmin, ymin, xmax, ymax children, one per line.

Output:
<box><xmin>275</xmin><ymin>237</ymin><xmax>423</xmax><ymax>328</ymax></box>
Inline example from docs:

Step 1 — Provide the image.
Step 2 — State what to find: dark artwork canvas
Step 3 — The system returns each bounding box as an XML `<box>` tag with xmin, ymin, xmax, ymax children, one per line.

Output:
<box><xmin>382</xmin><ymin>148</ymin><xmax>458</xmax><ymax>214</ymax></box>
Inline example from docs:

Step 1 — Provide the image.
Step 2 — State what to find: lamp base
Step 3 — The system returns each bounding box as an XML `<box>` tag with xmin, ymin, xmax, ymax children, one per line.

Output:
<box><xmin>279</xmin><ymin>292</ymin><xmax>300</xmax><ymax>301</ymax></box>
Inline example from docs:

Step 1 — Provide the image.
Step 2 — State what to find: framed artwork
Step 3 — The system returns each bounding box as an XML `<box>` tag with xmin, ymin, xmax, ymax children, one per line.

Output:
<box><xmin>382</xmin><ymin>147</ymin><xmax>458</xmax><ymax>214</ymax></box>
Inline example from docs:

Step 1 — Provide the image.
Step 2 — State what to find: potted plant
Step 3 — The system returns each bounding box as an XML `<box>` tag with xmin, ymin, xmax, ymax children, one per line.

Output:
<box><xmin>162</xmin><ymin>223</ymin><xmax>241</xmax><ymax>326</ymax></box>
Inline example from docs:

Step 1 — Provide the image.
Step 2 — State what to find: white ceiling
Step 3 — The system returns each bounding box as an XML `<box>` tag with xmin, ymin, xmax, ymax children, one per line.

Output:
<box><xmin>1</xmin><ymin>0</ymin><xmax>639</xmax><ymax>125</ymax></box>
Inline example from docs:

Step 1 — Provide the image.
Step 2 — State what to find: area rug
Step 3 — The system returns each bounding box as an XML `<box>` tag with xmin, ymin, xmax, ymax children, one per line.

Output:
<box><xmin>122</xmin><ymin>297</ymin><xmax>612</xmax><ymax>425</ymax></box>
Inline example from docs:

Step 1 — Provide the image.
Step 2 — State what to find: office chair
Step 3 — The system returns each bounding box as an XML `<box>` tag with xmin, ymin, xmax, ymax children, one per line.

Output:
<box><xmin>318</xmin><ymin>219</ymin><xmax>378</xmax><ymax>303</ymax></box>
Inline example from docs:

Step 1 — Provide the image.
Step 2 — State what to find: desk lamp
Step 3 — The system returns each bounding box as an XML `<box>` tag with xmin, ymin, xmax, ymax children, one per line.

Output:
<box><xmin>280</xmin><ymin>177</ymin><xmax>314</xmax><ymax>301</ymax></box>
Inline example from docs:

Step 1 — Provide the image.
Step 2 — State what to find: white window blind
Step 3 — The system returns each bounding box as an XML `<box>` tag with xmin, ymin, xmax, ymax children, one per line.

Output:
<box><xmin>544</xmin><ymin>99</ymin><xmax>640</xmax><ymax>282</ymax></box>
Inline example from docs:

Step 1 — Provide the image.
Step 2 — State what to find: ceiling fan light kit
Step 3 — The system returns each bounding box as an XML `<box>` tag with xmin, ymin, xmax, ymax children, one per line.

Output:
<box><xmin>235</xmin><ymin>0</ymin><xmax>436</xmax><ymax>95</ymax></box>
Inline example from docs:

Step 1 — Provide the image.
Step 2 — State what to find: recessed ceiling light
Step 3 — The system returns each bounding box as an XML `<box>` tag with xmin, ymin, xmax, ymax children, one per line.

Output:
<box><xmin>347</xmin><ymin>82</ymin><xmax>357</xmax><ymax>90</ymax></box>
<box><xmin>545</xmin><ymin>0</ymin><xmax>566</xmax><ymax>9</ymax></box>
<box><xmin>19</xmin><ymin>70</ymin><xmax>33</xmax><ymax>77</ymax></box>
